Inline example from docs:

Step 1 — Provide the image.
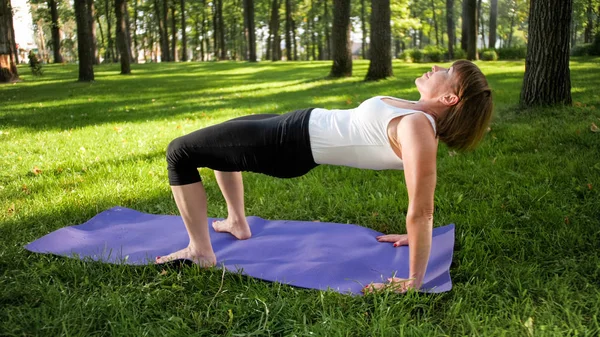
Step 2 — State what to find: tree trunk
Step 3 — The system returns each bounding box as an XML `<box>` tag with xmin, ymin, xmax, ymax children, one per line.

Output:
<box><xmin>461</xmin><ymin>0</ymin><xmax>468</xmax><ymax>52</ymax></box>
<box><xmin>0</xmin><ymin>0</ymin><xmax>18</xmax><ymax>82</ymax></box>
<box><xmin>446</xmin><ymin>0</ymin><xmax>454</xmax><ymax>58</ymax></box>
<box><xmin>125</xmin><ymin>4</ymin><xmax>134</xmax><ymax>62</ymax></box>
<box><xmin>243</xmin><ymin>0</ymin><xmax>256</xmax><ymax>61</ymax></box>
<box><xmin>324</xmin><ymin>0</ymin><xmax>330</xmax><ymax>59</ymax></box>
<box><xmin>291</xmin><ymin>18</ymin><xmax>297</xmax><ymax>60</ymax></box>
<box><xmin>507</xmin><ymin>4</ymin><xmax>515</xmax><ymax>47</ymax></box>
<box><xmin>74</xmin><ymin>0</ymin><xmax>95</xmax><ymax>81</ymax></box>
<box><xmin>584</xmin><ymin>0</ymin><xmax>594</xmax><ymax>43</ymax></box>
<box><xmin>269</xmin><ymin>0</ymin><xmax>280</xmax><ymax>61</ymax></box>
<box><xmin>179</xmin><ymin>0</ymin><xmax>187</xmax><ymax>61</ymax></box>
<box><xmin>105</xmin><ymin>0</ymin><xmax>114</xmax><ymax>61</ymax></box>
<box><xmin>520</xmin><ymin>0</ymin><xmax>572</xmax><ymax>107</ymax></box>
<box><xmin>431</xmin><ymin>0</ymin><xmax>439</xmax><ymax>46</ymax></box>
<box><xmin>90</xmin><ymin>2</ymin><xmax>100</xmax><ymax>64</ymax></box>
<box><xmin>217</xmin><ymin>0</ymin><xmax>225</xmax><ymax>60</ymax></box>
<box><xmin>48</xmin><ymin>0</ymin><xmax>64</xmax><ymax>63</ymax></box>
<box><xmin>115</xmin><ymin>0</ymin><xmax>131</xmax><ymax>74</ymax></box>
<box><xmin>489</xmin><ymin>0</ymin><xmax>497</xmax><ymax>49</ymax></box>
<box><xmin>310</xmin><ymin>0</ymin><xmax>316</xmax><ymax>60</ymax></box>
<box><xmin>361</xmin><ymin>0</ymin><xmax>367</xmax><ymax>59</ymax></box>
<box><xmin>201</xmin><ymin>0</ymin><xmax>207</xmax><ymax>60</ymax></box>
<box><xmin>365</xmin><ymin>0</ymin><xmax>392</xmax><ymax>81</ymax></box>
<box><xmin>153</xmin><ymin>0</ymin><xmax>168</xmax><ymax>62</ymax></box>
<box><xmin>285</xmin><ymin>0</ymin><xmax>292</xmax><ymax>60</ymax></box>
<box><xmin>133</xmin><ymin>0</ymin><xmax>139</xmax><ymax>62</ymax></box>
<box><xmin>170</xmin><ymin>2</ymin><xmax>177</xmax><ymax>61</ymax></box>
<box><xmin>478</xmin><ymin>0</ymin><xmax>485</xmax><ymax>49</ymax></box>
<box><xmin>329</xmin><ymin>0</ymin><xmax>352</xmax><ymax>77</ymax></box>
<box><xmin>464</xmin><ymin>0</ymin><xmax>477</xmax><ymax>60</ymax></box>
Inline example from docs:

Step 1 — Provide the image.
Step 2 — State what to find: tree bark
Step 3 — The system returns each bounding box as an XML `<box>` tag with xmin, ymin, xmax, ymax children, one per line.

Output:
<box><xmin>133</xmin><ymin>0</ymin><xmax>139</xmax><ymax>62</ymax></box>
<box><xmin>464</xmin><ymin>0</ymin><xmax>477</xmax><ymax>60</ymax></box>
<box><xmin>324</xmin><ymin>0</ymin><xmax>330</xmax><ymax>59</ymax></box>
<box><xmin>74</xmin><ymin>0</ymin><xmax>94</xmax><ymax>81</ymax></box>
<box><xmin>285</xmin><ymin>0</ymin><xmax>292</xmax><ymax>60</ymax></box>
<box><xmin>90</xmin><ymin>1</ymin><xmax>100</xmax><ymax>64</ymax></box>
<box><xmin>105</xmin><ymin>0</ymin><xmax>114</xmax><ymax>61</ymax></box>
<box><xmin>180</xmin><ymin>0</ymin><xmax>187</xmax><ymax>61</ymax></box>
<box><xmin>461</xmin><ymin>0</ymin><xmax>468</xmax><ymax>52</ymax></box>
<box><xmin>48</xmin><ymin>0</ymin><xmax>64</xmax><ymax>63</ymax></box>
<box><xmin>243</xmin><ymin>0</ymin><xmax>256</xmax><ymax>61</ymax></box>
<box><xmin>268</xmin><ymin>0</ymin><xmax>280</xmax><ymax>61</ymax></box>
<box><xmin>217</xmin><ymin>0</ymin><xmax>225</xmax><ymax>60</ymax></box>
<box><xmin>291</xmin><ymin>18</ymin><xmax>297</xmax><ymax>60</ymax></box>
<box><xmin>446</xmin><ymin>0</ymin><xmax>454</xmax><ymax>58</ymax></box>
<box><xmin>115</xmin><ymin>0</ymin><xmax>131</xmax><ymax>74</ymax></box>
<box><xmin>0</xmin><ymin>0</ymin><xmax>18</xmax><ymax>82</ymax></box>
<box><xmin>365</xmin><ymin>0</ymin><xmax>392</xmax><ymax>81</ymax></box>
<box><xmin>489</xmin><ymin>0</ymin><xmax>497</xmax><ymax>49</ymax></box>
<box><xmin>361</xmin><ymin>0</ymin><xmax>367</xmax><ymax>59</ymax></box>
<box><xmin>153</xmin><ymin>0</ymin><xmax>168</xmax><ymax>61</ymax></box>
<box><xmin>170</xmin><ymin>1</ymin><xmax>177</xmax><ymax>61</ymax></box>
<box><xmin>329</xmin><ymin>0</ymin><xmax>352</xmax><ymax>77</ymax></box>
<box><xmin>431</xmin><ymin>0</ymin><xmax>439</xmax><ymax>46</ymax></box>
<box><xmin>584</xmin><ymin>0</ymin><xmax>594</xmax><ymax>43</ymax></box>
<box><xmin>520</xmin><ymin>0</ymin><xmax>572</xmax><ymax>107</ymax></box>
<box><xmin>478</xmin><ymin>0</ymin><xmax>485</xmax><ymax>49</ymax></box>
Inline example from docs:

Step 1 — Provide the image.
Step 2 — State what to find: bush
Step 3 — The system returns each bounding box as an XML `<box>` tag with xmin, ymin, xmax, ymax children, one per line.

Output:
<box><xmin>423</xmin><ymin>45</ymin><xmax>447</xmax><ymax>62</ymax></box>
<box><xmin>398</xmin><ymin>51</ymin><xmax>411</xmax><ymax>62</ymax></box>
<box><xmin>410</xmin><ymin>49</ymin><xmax>424</xmax><ymax>63</ymax></box>
<box><xmin>28</xmin><ymin>51</ymin><xmax>43</xmax><ymax>76</ymax></box>
<box><xmin>452</xmin><ymin>48</ymin><xmax>467</xmax><ymax>60</ymax></box>
<box><xmin>497</xmin><ymin>47</ymin><xmax>527</xmax><ymax>60</ymax></box>
<box><xmin>590</xmin><ymin>32</ymin><xmax>600</xmax><ymax>56</ymax></box>
<box><xmin>480</xmin><ymin>49</ymin><xmax>499</xmax><ymax>61</ymax></box>
<box><xmin>571</xmin><ymin>44</ymin><xmax>592</xmax><ymax>56</ymax></box>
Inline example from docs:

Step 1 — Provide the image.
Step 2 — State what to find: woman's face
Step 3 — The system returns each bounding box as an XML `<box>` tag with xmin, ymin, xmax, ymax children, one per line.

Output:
<box><xmin>415</xmin><ymin>65</ymin><xmax>456</xmax><ymax>100</ymax></box>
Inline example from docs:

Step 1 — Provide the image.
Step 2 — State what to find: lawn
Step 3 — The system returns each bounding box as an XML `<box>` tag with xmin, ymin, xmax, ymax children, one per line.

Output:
<box><xmin>1</xmin><ymin>59</ymin><xmax>599</xmax><ymax>336</ymax></box>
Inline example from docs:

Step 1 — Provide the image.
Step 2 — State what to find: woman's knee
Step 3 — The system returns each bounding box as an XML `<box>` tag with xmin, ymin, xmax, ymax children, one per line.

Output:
<box><xmin>166</xmin><ymin>136</ymin><xmax>188</xmax><ymax>169</ymax></box>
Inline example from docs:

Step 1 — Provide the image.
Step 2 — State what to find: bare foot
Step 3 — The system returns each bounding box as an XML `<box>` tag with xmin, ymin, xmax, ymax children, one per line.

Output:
<box><xmin>212</xmin><ymin>218</ymin><xmax>252</xmax><ymax>240</ymax></box>
<box><xmin>155</xmin><ymin>246</ymin><xmax>216</xmax><ymax>267</ymax></box>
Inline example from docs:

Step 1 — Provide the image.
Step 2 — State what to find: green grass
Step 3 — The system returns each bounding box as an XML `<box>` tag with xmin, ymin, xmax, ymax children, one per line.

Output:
<box><xmin>1</xmin><ymin>59</ymin><xmax>599</xmax><ymax>336</ymax></box>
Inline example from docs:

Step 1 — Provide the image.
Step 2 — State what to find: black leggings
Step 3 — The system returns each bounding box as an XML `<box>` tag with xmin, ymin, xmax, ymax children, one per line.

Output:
<box><xmin>166</xmin><ymin>108</ymin><xmax>318</xmax><ymax>186</ymax></box>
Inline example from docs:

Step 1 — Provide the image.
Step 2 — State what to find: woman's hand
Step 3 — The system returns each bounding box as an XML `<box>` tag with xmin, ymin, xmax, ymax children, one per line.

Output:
<box><xmin>362</xmin><ymin>277</ymin><xmax>413</xmax><ymax>294</ymax></box>
<box><xmin>376</xmin><ymin>234</ymin><xmax>409</xmax><ymax>247</ymax></box>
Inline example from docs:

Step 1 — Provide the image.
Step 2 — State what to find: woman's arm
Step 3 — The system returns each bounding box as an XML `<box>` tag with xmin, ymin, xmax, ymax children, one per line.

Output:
<box><xmin>372</xmin><ymin>113</ymin><xmax>438</xmax><ymax>291</ymax></box>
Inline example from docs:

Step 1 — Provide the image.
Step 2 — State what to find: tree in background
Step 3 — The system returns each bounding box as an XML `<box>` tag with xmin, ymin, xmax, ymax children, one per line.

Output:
<box><xmin>115</xmin><ymin>0</ymin><xmax>131</xmax><ymax>73</ymax></box>
<box><xmin>48</xmin><ymin>0</ymin><xmax>64</xmax><ymax>63</ymax></box>
<box><xmin>74</xmin><ymin>0</ymin><xmax>95</xmax><ymax>81</ymax></box>
<box><xmin>365</xmin><ymin>0</ymin><xmax>392</xmax><ymax>81</ymax></box>
<box><xmin>463</xmin><ymin>0</ymin><xmax>478</xmax><ymax>60</ymax></box>
<box><xmin>489</xmin><ymin>0</ymin><xmax>497</xmax><ymax>48</ymax></box>
<box><xmin>243</xmin><ymin>0</ymin><xmax>256</xmax><ymax>61</ymax></box>
<box><xmin>329</xmin><ymin>0</ymin><xmax>352</xmax><ymax>77</ymax></box>
<box><xmin>520</xmin><ymin>0</ymin><xmax>572</xmax><ymax>107</ymax></box>
<box><xmin>0</xmin><ymin>0</ymin><xmax>18</xmax><ymax>82</ymax></box>
<box><xmin>446</xmin><ymin>0</ymin><xmax>455</xmax><ymax>58</ymax></box>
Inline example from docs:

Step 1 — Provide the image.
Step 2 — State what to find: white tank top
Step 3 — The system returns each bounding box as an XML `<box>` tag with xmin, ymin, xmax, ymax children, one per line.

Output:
<box><xmin>308</xmin><ymin>96</ymin><xmax>436</xmax><ymax>170</ymax></box>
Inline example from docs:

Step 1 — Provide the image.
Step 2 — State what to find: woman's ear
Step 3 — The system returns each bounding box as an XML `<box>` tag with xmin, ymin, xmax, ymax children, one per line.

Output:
<box><xmin>440</xmin><ymin>94</ymin><xmax>459</xmax><ymax>107</ymax></box>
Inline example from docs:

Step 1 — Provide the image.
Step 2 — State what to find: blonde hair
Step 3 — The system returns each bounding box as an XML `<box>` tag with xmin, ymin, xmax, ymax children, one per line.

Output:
<box><xmin>436</xmin><ymin>60</ymin><xmax>493</xmax><ymax>151</ymax></box>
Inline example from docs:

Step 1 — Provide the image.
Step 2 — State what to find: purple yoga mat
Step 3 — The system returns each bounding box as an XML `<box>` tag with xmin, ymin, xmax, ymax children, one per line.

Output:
<box><xmin>25</xmin><ymin>207</ymin><xmax>455</xmax><ymax>294</ymax></box>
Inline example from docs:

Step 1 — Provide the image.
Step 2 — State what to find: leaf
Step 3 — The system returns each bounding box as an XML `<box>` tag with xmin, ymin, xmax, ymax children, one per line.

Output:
<box><xmin>32</xmin><ymin>166</ymin><xmax>42</xmax><ymax>175</ymax></box>
<box><xmin>114</xmin><ymin>126</ymin><xmax>123</xmax><ymax>133</ymax></box>
<box><xmin>588</xmin><ymin>183</ymin><xmax>593</xmax><ymax>190</ymax></box>
<box><xmin>591</xmin><ymin>123</ymin><xmax>598</xmax><ymax>133</ymax></box>
<box><xmin>7</xmin><ymin>203</ymin><xmax>15</xmax><ymax>214</ymax></box>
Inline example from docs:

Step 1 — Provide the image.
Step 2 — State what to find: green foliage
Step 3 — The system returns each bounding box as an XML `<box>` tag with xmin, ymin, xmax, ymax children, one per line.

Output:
<box><xmin>590</xmin><ymin>32</ymin><xmax>600</xmax><ymax>56</ymax></box>
<box><xmin>28</xmin><ymin>51</ymin><xmax>43</xmax><ymax>76</ymax></box>
<box><xmin>2</xmin><ymin>57</ymin><xmax>600</xmax><ymax>337</ymax></box>
<box><xmin>423</xmin><ymin>45</ymin><xmax>447</xmax><ymax>62</ymax></box>
<box><xmin>452</xmin><ymin>48</ymin><xmax>467</xmax><ymax>60</ymax></box>
<box><xmin>410</xmin><ymin>49</ymin><xmax>424</xmax><ymax>63</ymax></box>
<box><xmin>497</xmin><ymin>46</ymin><xmax>527</xmax><ymax>60</ymax></box>
<box><xmin>571</xmin><ymin>43</ymin><xmax>593</xmax><ymax>56</ymax></box>
<box><xmin>480</xmin><ymin>50</ymin><xmax>499</xmax><ymax>61</ymax></box>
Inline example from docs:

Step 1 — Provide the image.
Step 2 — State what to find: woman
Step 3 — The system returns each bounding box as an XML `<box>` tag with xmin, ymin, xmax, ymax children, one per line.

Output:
<box><xmin>158</xmin><ymin>60</ymin><xmax>493</xmax><ymax>292</ymax></box>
